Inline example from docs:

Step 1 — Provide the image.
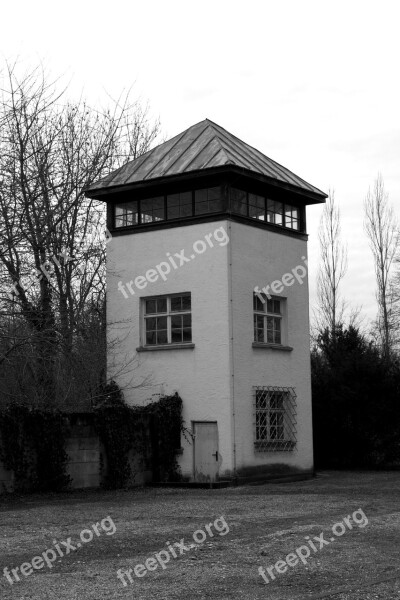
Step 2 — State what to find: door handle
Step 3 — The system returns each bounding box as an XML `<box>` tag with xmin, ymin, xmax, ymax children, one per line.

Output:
<box><xmin>212</xmin><ymin>451</ymin><xmax>218</xmax><ymax>461</ymax></box>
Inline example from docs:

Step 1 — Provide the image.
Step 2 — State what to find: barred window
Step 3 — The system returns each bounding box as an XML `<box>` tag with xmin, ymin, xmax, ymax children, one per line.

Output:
<box><xmin>253</xmin><ymin>387</ymin><xmax>297</xmax><ymax>452</ymax></box>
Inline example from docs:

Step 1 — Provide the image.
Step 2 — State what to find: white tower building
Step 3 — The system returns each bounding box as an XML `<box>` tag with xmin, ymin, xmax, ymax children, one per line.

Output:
<box><xmin>86</xmin><ymin>119</ymin><xmax>326</xmax><ymax>484</ymax></box>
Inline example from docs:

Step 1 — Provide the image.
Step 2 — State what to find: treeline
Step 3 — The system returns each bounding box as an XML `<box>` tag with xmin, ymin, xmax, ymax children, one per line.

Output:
<box><xmin>312</xmin><ymin>326</ymin><xmax>400</xmax><ymax>468</ymax></box>
<box><xmin>312</xmin><ymin>182</ymin><xmax>400</xmax><ymax>468</ymax></box>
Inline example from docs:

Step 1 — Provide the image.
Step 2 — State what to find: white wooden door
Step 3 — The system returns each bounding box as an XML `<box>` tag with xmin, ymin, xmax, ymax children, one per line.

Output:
<box><xmin>193</xmin><ymin>421</ymin><xmax>219</xmax><ymax>482</ymax></box>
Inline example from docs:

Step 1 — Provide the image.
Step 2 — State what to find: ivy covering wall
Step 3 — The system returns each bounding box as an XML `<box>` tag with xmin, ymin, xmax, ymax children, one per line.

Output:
<box><xmin>0</xmin><ymin>404</ymin><xmax>70</xmax><ymax>492</ymax></box>
<box><xmin>0</xmin><ymin>384</ymin><xmax>186</xmax><ymax>492</ymax></box>
<box><xmin>94</xmin><ymin>383</ymin><xmax>185</xmax><ymax>488</ymax></box>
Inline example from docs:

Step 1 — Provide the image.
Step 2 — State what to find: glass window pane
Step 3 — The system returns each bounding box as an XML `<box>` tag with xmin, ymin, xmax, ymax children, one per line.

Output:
<box><xmin>167</xmin><ymin>192</ymin><xmax>192</xmax><ymax>219</ymax></box>
<box><xmin>156</xmin><ymin>330</ymin><xmax>168</xmax><ymax>344</ymax></box>
<box><xmin>171</xmin><ymin>329</ymin><xmax>183</xmax><ymax>343</ymax></box>
<box><xmin>171</xmin><ymin>314</ymin><xmax>182</xmax><ymax>328</ymax></box>
<box><xmin>167</xmin><ymin>204</ymin><xmax>179</xmax><ymax>220</ymax></box>
<box><xmin>141</xmin><ymin>197</ymin><xmax>165</xmax><ymax>223</ymax></box>
<box><xmin>156</xmin><ymin>316</ymin><xmax>167</xmax><ymax>329</ymax></box>
<box><xmin>254</xmin><ymin>295</ymin><xmax>264</xmax><ymax>312</ymax></box>
<box><xmin>115</xmin><ymin>201</ymin><xmax>138</xmax><ymax>227</ymax></box>
<box><xmin>181</xmin><ymin>295</ymin><xmax>191</xmax><ymax>311</ymax></box>
<box><xmin>182</xmin><ymin>328</ymin><xmax>192</xmax><ymax>342</ymax></box>
<box><xmin>231</xmin><ymin>188</ymin><xmax>247</xmax><ymax>216</ymax></box>
<box><xmin>254</xmin><ymin>315</ymin><xmax>264</xmax><ymax>342</ymax></box>
<box><xmin>145</xmin><ymin>299</ymin><xmax>156</xmax><ymax>314</ymax></box>
<box><xmin>195</xmin><ymin>188</ymin><xmax>222</xmax><ymax>215</ymax></box>
<box><xmin>170</xmin><ymin>296</ymin><xmax>182</xmax><ymax>312</ymax></box>
<box><xmin>208</xmin><ymin>187</ymin><xmax>220</xmax><ymax>201</ymax></box>
<box><xmin>146</xmin><ymin>330</ymin><xmax>156</xmax><ymax>345</ymax></box>
<box><xmin>182</xmin><ymin>313</ymin><xmax>191</xmax><ymax>327</ymax></box>
<box><xmin>267</xmin><ymin>200</ymin><xmax>283</xmax><ymax>226</ymax></box>
<box><xmin>256</xmin><ymin>315</ymin><xmax>264</xmax><ymax>328</ymax></box>
<box><xmin>273</xmin><ymin>300</ymin><xmax>281</xmax><ymax>314</ymax></box>
<box><xmin>171</xmin><ymin>294</ymin><xmax>191</xmax><ymax>312</ymax></box>
<box><xmin>255</xmin><ymin>328</ymin><xmax>264</xmax><ymax>343</ymax></box>
<box><xmin>156</xmin><ymin>298</ymin><xmax>167</xmax><ymax>313</ymax></box>
<box><xmin>145</xmin><ymin>317</ymin><xmax>157</xmax><ymax>330</ymax></box>
<box><xmin>249</xmin><ymin>194</ymin><xmax>265</xmax><ymax>220</ymax></box>
<box><xmin>167</xmin><ymin>193</ymin><xmax>180</xmax><ymax>207</ymax></box>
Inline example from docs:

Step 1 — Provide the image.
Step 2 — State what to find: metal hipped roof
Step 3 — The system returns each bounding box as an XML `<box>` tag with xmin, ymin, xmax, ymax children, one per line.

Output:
<box><xmin>86</xmin><ymin>119</ymin><xmax>326</xmax><ymax>199</ymax></box>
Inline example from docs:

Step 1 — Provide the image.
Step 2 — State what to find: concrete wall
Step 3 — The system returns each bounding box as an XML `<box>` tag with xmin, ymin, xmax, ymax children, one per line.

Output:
<box><xmin>0</xmin><ymin>420</ymin><xmax>152</xmax><ymax>493</ymax></box>
<box><xmin>107</xmin><ymin>216</ymin><xmax>314</xmax><ymax>481</ymax></box>
<box><xmin>229</xmin><ymin>220</ymin><xmax>314</xmax><ymax>475</ymax></box>
<box><xmin>107</xmin><ymin>219</ymin><xmax>233</xmax><ymax>480</ymax></box>
<box><xmin>66</xmin><ymin>423</ymin><xmax>101</xmax><ymax>489</ymax></box>
<box><xmin>0</xmin><ymin>462</ymin><xmax>14</xmax><ymax>493</ymax></box>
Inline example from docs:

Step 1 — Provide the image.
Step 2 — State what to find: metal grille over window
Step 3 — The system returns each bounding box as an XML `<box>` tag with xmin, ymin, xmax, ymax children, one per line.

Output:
<box><xmin>253</xmin><ymin>386</ymin><xmax>297</xmax><ymax>452</ymax></box>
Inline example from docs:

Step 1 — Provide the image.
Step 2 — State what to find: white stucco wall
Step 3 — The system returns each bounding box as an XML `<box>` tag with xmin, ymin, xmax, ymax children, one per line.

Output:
<box><xmin>106</xmin><ymin>216</ymin><xmax>314</xmax><ymax>481</ymax></box>
<box><xmin>106</xmin><ymin>219</ymin><xmax>233</xmax><ymax>479</ymax></box>
<box><xmin>229</xmin><ymin>220</ymin><xmax>314</xmax><ymax>474</ymax></box>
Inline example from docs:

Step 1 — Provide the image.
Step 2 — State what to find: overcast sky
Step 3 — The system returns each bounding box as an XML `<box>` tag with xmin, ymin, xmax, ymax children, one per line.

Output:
<box><xmin>2</xmin><ymin>0</ymin><xmax>399</xmax><ymax>329</ymax></box>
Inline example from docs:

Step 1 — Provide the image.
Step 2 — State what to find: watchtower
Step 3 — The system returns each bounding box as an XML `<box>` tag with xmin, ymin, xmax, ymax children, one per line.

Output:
<box><xmin>86</xmin><ymin>119</ymin><xmax>326</xmax><ymax>483</ymax></box>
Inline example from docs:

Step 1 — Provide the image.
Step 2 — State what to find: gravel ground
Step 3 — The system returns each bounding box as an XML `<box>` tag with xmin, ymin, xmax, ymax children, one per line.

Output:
<box><xmin>0</xmin><ymin>471</ymin><xmax>399</xmax><ymax>599</ymax></box>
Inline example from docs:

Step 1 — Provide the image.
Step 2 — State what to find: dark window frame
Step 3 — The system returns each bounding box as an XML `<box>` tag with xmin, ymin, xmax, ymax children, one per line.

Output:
<box><xmin>229</xmin><ymin>187</ymin><xmax>305</xmax><ymax>232</ymax></box>
<box><xmin>113</xmin><ymin>185</ymin><xmax>226</xmax><ymax>228</ymax></box>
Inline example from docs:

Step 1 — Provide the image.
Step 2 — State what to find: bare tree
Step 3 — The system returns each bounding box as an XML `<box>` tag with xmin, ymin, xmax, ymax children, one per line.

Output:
<box><xmin>0</xmin><ymin>62</ymin><xmax>161</xmax><ymax>406</ymax></box>
<box><xmin>364</xmin><ymin>174</ymin><xmax>398</xmax><ymax>359</ymax></box>
<box><xmin>315</xmin><ymin>189</ymin><xmax>348</xmax><ymax>335</ymax></box>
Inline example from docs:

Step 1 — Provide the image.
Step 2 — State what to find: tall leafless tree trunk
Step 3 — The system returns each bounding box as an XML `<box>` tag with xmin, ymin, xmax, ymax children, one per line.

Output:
<box><xmin>364</xmin><ymin>174</ymin><xmax>398</xmax><ymax>360</ymax></box>
<box><xmin>0</xmin><ymin>62</ymin><xmax>161</xmax><ymax>406</ymax></box>
<box><xmin>316</xmin><ymin>189</ymin><xmax>348</xmax><ymax>336</ymax></box>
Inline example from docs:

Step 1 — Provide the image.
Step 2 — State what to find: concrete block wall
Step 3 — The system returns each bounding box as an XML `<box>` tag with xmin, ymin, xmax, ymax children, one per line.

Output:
<box><xmin>66</xmin><ymin>429</ymin><xmax>101</xmax><ymax>489</ymax></box>
<box><xmin>0</xmin><ymin>418</ymin><xmax>152</xmax><ymax>493</ymax></box>
<box><xmin>0</xmin><ymin>462</ymin><xmax>14</xmax><ymax>493</ymax></box>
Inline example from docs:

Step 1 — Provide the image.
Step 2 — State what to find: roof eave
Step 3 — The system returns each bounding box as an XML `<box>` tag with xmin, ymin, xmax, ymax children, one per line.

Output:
<box><xmin>84</xmin><ymin>165</ymin><xmax>327</xmax><ymax>204</ymax></box>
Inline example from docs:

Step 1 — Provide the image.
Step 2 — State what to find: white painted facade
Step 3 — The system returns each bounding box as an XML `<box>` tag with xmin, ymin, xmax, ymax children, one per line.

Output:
<box><xmin>106</xmin><ymin>216</ymin><xmax>313</xmax><ymax>482</ymax></box>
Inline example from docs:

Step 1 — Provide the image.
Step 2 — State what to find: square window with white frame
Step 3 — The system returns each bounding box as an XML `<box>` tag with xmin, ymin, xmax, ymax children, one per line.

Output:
<box><xmin>143</xmin><ymin>293</ymin><xmax>192</xmax><ymax>346</ymax></box>
<box><xmin>253</xmin><ymin>293</ymin><xmax>285</xmax><ymax>345</ymax></box>
<box><xmin>253</xmin><ymin>386</ymin><xmax>297</xmax><ymax>452</ymax></box>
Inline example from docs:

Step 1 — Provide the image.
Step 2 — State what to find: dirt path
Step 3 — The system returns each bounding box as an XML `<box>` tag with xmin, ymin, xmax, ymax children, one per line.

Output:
<box><xmin>0</xmin><ymin>471</ymin><xmax>399</xmax><ymax>599</ymax></box>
